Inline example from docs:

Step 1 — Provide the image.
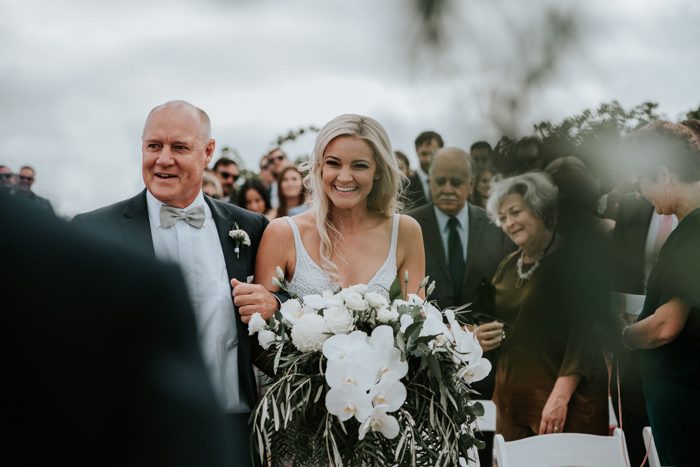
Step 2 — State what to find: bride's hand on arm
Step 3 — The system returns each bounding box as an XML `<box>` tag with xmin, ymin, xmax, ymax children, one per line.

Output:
<box><xmin>232</xmin><ymin>219</ymin><xmax>293</xmax><ymax>322</ymax></box>
<box><xmin>397</xmin><ymin>215</ymin><xmax>426</xmax><ymax>298</ymax></box>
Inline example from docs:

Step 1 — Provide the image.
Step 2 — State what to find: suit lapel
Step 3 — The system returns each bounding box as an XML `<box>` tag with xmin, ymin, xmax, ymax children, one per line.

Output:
<box><xmin>205</xmin><ymin>197</ymin><xmax>248</xmax><ymax>283</ymax></box>
<box><xmin>120</xmin><ymin>190</ymin><xmax>156</xmax><ymax>258</ymax></box>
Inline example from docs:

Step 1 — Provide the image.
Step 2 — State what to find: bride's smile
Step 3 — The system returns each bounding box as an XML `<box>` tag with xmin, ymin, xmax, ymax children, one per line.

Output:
<box><xmin>322</xmin><ymin>135</ymin><xmax>377</xmax><ymax>211</ymax></box>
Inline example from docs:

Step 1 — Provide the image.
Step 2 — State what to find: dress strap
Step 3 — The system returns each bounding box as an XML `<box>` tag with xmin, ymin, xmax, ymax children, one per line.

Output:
<box><xmin>389</xmin><ymin>213</ymin><xmax>400</xmax><ymax>258</ymax></box>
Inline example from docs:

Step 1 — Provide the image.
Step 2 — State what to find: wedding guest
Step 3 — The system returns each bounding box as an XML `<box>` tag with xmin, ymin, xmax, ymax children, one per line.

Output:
<box><xmin>513</xmin><ymin>137</ymin><xmax>544</xmax><ymax>174</ymax></box>
<box><xmin>275</xmin><ymin>165</ymin><xmax>308</xmax><ymax>218</ymax></box>
<box><xmin>470</xmin><ymin>141</ymin><xmax>493</xmax><ymax>172</ymax></box>
<box><xmin>469</xmin><ymin>164</ymin><xmax>500</xmax><ymax>209</ymax></box>
<box><xmin>404</xmin><ymin>131</ymin><xmax>443</xmax><ymax>210</ymax></box>
<box><xmin>479</xmin><ymin>172</ymin><xmax>609</xmax><ymax>441</ymax></box>
<box><xmin>255</xmin><ymin>113</ymin><xmax>425</xmax><ymax>300</ymax></box>
<box><xmin>621</xmin><ymin>120</ymin><xmax>700</xmax><ymax>467</ymax></box>
<box><xmin>4</xmin><ymin>190</ymin><xmax>235</xmax><ymax>467</ymax></box>
<box><xmin>0</xmin><ymin>164</ymin><xmax>15</xmax><ymax>191</ymax></box>
<box><xmin>407</xmin><ymin>147</ymin><xmax>513</xmax><ymax>467</ymax></box>
<box><xmin>265</xmin><ymin>147</ymin><xmax>289</xmax><ymax>210</ymax></box>
<box><xmin>212</xmin><ymin>156</ymin><xmax>240</xmax><ymax>203</ymax></box>
<box><xmin>394</xmin><ymin>150</ymin><xmax>412</xmax><ymax>178</ymax></box>
<box><xmin>238</xmin><ymin>178</ymin><xmax>276</xmax><ymax>220</ymax></box>
<box><xmin>203</xmin><ymin>168</ymin><xmax>224</xmax><ymax>199</ymax></box>
<box><xmin>15</xmin><ymin>165</ymin><xmax>55</xmax><ymax>214</ymax></box>
<box><xmin>544</xmin><ymin>156</ymin><xmax>614</xmax><ymax>239</ymax></box>
<box><xmin>71</xmin><ymin>100</ymin><xmax>280</xmax><ymax>466</ymax></box>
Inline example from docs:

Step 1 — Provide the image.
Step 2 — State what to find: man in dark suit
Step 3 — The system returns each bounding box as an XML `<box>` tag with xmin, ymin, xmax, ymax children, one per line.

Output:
<box><xmin>403</xmin><ymin>130</ymin><xmax>443</xmax><ymax>211</ymax></box>
<box><xmin>407</xmin><ymin>147</ymin><xmax>512</xmax><ymax>316</ymax></box>
<box><xmin>407</xmin><ymin>147</ymin><xmax>513</xmax><ymax>467</ymax></box>
<box><xmin>72</xmin><ymin>100</ymin><xmax>279</xmax><ymax>466</ymax></box>
<box><xmin>3</xmin><ymin>190</ymin><xmax>235</xmax><ymax>466</ymax></box>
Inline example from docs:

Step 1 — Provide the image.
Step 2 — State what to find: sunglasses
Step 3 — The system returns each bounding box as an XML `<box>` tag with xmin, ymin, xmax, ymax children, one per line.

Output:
<box><xmin>217</xmin><ymin>171</ymin><xmax>239</xmax><ymax>181</ymax></box>
<box><xmin>19</xmin><ymin>175</ymin><xmax>34</xmax><ymax>182</ymax></box>
<box><xmin>270</xmin><ymin>155</ymin><xmax>286</xmax><ymax>163</ymax></box>
<box><xmin>0</xmin><ymin>173</ymin><xmax>13</xmax><ymax>180</ymax></box>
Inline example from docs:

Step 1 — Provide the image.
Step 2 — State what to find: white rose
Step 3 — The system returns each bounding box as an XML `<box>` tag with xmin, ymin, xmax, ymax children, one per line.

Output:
<box><xmin>324</xmin><ymin>305</ymin><xmax>355</xmax><ymax>334</ymax></box>
<box><xmin>348</xmin><ymin>283</ymin><xmax>369</xmax><ymax>296</ymax></box>
<box><xmin>376</xmin><ymin>306</ymin><xmax>399</xmax><ymax>324</ymax></box>
<box><xmin>303</xmin><ymin>294</ymin><xmax>327</xmax><ymax>310</ymax></box>
<box><xmin>291</xmin><ymin>313</ymin><xmax>329</xmax><ymax>352</ymax></box>
<box><xmin>365</xmin><ymin>291</ymin><xmax>389</xmax><ymax>309</ymax></box>
<box><xmin>343</xmin><ymin>291</ymin><xmax>368</xmax><ymax>311</ymax></box>
<box><xmin>248</xmin><ymin>312</ymin><xmax>267</xmax><ymax>335</ymax></box>
<box><xmin>280</xmin><ymin>298</ymin><xmax>308</xmax><ymax>326</ymax></box>
<box><xmin>258</xmin><ymin>329</ymin><xmax>277</xmax><ymax>350</ymax></box>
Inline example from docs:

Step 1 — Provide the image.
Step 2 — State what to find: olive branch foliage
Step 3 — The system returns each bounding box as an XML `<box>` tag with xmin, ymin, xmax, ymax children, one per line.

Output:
<box><xmin>251</xmin><ymin>276</ymin><xmax>485</xmax><ymax>466</ymax></box>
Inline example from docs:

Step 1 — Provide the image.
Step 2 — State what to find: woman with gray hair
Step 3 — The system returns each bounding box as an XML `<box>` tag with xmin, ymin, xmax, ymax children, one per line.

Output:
<box><xmin>477</xmin><ymin>172</ymin><xmax>608</xmax><ymax>441</ymax></box>
<box><xmin>253</xmin><ymin>114</ymin><xmax>425</xmax><ymax>299</ymax></box>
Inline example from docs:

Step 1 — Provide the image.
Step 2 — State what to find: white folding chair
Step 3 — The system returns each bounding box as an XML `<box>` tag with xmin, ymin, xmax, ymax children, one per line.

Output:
<box><xmin>493</xmin><ymin>427</ymin><xmax>630</xmax><ymax>467</ymax></box>
<box><xmin>642</xmin><ymin>426</ymin><xmax>661</xmax><ymax>467</ymax></box>
<box><xmin>475</xmin><ymin>399</ymin><xmax>497</xmax><ymax>433</ymax></box>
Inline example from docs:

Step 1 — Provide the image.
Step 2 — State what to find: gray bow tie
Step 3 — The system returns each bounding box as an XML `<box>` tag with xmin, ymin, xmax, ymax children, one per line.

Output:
<box><xmin>159</xmin><ymin>205</ymin><xmax>205</xmax><ymax>229</ymax></box>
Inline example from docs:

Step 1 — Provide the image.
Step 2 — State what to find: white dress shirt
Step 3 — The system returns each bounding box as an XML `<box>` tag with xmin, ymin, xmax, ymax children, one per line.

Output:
<box><xmin>434</xmin><ymin>204</ymin><xmax>469</xmax><ymax>265</ymax></box>
<box><xmin>146</xmin><ymin>190</ymin><xmax>248</xmax><ymax>413</ymax></box>
<box><xmin>417</xmin><ymin>167</ymin><xmax>431</xmax><ymax>201</ymax></box>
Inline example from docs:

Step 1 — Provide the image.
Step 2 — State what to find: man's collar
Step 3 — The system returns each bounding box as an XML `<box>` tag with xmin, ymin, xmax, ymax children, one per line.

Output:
<box><xmin>146</xmin><ymin>190</ymin><xmax>207</xmax><ymax>227</ymax></box>
<box><xmin>433</xmin><ymin>204</ymin><xmax>469</xmax><ymax>232</ymax></box>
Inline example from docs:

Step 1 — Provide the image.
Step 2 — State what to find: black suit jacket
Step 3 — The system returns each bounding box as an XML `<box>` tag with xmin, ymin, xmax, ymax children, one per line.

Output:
<box><xmin>407</xmin><ymin>202</ymin><xmax>514</xmax><ymax>315</ymax></box>
<box><xmin>71</xmin><ymin>189</ymin><xmax>268</xmax><ymax>410</ymax></box>
<box><xmin>402</xmin><ymin>172</ymin><xmax>428</xmax><ymax>211</ymax></box>
<box><xmin>612</xmin><ymin>193</ymin><xmax>654</xmax><ymax>294</ymax></box>
<box><xmin>3</xmin><ymin>191</ymin><xmax>234</xmax><ymax>466</ymax></box>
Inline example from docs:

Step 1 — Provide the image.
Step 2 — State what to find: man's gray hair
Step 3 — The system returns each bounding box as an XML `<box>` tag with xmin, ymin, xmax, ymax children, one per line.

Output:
<box><xmin>486</xmin><ymin>172</ymin><xmax>559</xmax><ymax>228</ymax></box>
<box><xmin>429</xmin><ymin>147</ymin><xmax>475</xmax><ymax>182</ymax></box>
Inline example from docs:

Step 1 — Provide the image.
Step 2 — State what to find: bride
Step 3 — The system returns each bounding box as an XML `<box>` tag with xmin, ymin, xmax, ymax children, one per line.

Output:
<box><xmin>254</xmin><ymin>114</ymin><xmax>425</xmax><ymax>301</ymax></box>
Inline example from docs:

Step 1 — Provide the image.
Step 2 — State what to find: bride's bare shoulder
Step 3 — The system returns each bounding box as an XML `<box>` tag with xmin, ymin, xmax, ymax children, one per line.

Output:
<box><xmin>398</xmin><ymin>214</ymin><xmax>422</xmax><ymax>241</ymax></box>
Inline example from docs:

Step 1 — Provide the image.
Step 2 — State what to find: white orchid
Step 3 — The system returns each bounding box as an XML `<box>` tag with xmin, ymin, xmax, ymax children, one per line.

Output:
<box><xmin>458</xmin><ymin>358</ymin><xmax>492</xmax><ymax>384</ymax></box>
<box><xmin>377</xmin><ymin>347</ymin><xmax>409</xmax><ymax>384</ymax></box>
<box><xmin>369</xmin><ymin>379</ymin><xmax>406</xmax><ymax>412</ymax></box>
<box><xmin>326</xmin><ymin>358</ymin><xmax>379</xmax><ymax>391</ymax></box>
<box><xmin>322</xmin><ymin>331</ymin><xmax>372</xmax><ymax>361</ymax></box>
<box><xmin>358</xmin><ymin>406</ymin><xmax>400</xmax><ymax>440</ymax></box>
<box><xmin>325</xmin><ymin>383</ymin><xmax>373</xmax><ymax>422</ymax></box>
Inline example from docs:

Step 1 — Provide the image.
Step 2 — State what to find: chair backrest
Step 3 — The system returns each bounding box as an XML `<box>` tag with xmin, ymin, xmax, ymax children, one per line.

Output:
<box><xmin>494</xmin><ymin>428</ymin><xmax>630</xmax><ymax>467</ymax></box>
<box><xmin>475</xmin><ymin>399</ymin><xmax>497</xmax><ymax>432</ymax></box>
<box><xmin>642</xmin><ymin>426</ymin><xmax>661</xmax><ymax>467</ymax></box>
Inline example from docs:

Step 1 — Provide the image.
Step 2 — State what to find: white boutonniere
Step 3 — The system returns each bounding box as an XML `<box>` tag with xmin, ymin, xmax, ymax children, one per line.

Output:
<box><xmin>228</xmin><ymin>223</ymin><xmax>251</xmax><ymax>259</ymax></box>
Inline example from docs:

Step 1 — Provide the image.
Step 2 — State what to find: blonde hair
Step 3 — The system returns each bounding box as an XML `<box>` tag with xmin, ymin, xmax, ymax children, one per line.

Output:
<box><xmin>302</xmin><ymin>114</ymin><xmax>403</xmax><ymax>277</ymax></box>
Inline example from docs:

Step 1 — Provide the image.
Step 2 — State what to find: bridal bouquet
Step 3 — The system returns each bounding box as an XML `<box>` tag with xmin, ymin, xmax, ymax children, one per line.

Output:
<box><xmin>248</xmin><ymin>270</ymin><xmax>491</xmax><ymax>466</ymax></box>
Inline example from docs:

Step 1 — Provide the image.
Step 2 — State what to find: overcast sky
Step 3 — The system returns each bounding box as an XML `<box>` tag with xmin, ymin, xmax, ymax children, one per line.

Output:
<box><xmin>2</xmin><ymin>0</ymin><xmax>699</xmax><ymax>217</ymax></box>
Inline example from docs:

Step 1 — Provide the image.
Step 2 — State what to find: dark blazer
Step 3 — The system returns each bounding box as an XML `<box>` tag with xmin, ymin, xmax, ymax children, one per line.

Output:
<box><xmin>71</xmin><ymin>189</ymin><xmax>268</xmax><ymax>411</ymax></box>
<box><xmin>3</xmin><ymin>191</ymin><xmax>234</xmax><ymax>466</ymax></box>
<box><xmin>402</xmin><ymin>172</ymin><xmax>428</xmax><ymax>211</ymax></box>
<box><xmin>407</xmin><ymin>202</ymin><xmax>514</xmax><ymax>315</ymax></box>
<box><xmin>612</xmin><ymin>193</ymin><xmax>654</xmax><ymax>294</ymax></box>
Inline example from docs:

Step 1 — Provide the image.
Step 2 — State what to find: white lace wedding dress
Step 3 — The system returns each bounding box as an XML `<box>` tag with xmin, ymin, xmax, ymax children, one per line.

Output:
<box><xmin>283</xmin><ymin>214</ymin><xmax>400</xmax><ymax>297</ymax></box>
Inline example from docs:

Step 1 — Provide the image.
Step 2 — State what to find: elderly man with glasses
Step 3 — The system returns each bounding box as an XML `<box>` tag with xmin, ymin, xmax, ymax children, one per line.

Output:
<box><xmin>15</xmin><ymin>165</ymin><xmax>55</xmax><ymax>215</ymax></box>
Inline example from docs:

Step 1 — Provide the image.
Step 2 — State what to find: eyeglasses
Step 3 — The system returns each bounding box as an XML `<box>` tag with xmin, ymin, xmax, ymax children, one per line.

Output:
<box><xmin>19</xmin><ymin>175</ymin><xmax>34</xmax><ymax>182</ymax></box>
<box><xmin>217</xmin><ymin>171</ymin><xmax>239</xmax><ymax>181</ymax></box>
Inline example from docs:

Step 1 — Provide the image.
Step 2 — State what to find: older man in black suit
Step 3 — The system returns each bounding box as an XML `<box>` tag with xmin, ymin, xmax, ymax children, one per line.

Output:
<box><xmin>407</xmin><ymin>147</ymin><xmax>513</xmax><ymax>316</ymax></box>
<box><xmin>72</xmin><ymin>100</ymin><xmax>279</xmax><ymax>466</ymax></box>
<box><xmin>3</xmin><ymin>190</ymin><xmax>235</xmax><ymax>466</ymax></box>
<box><xmin>407</xmin><ymin>147</ymin><xmax>513</xmax><ymax>467</ymax></box>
